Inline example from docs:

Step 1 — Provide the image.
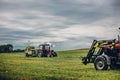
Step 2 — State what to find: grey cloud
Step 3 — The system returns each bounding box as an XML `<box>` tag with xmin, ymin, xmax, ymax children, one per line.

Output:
<box><xmin>0</xmin><ymin>0</ymin><xmax>119</xmax><ymax>50</ymax></box>
<box><xmin>40</xmin><ymin>0</ymin><xmax>115</xmax><ymax>24</ymax></box>
<box><xmin>112</xmin><ymin>0</ymin><xmax>120</xmax><ymax>16</ymax></box>
<box><xmin>112</xmin><ymin>0</ymin><xmax>120</xmax><ymax>8</ymax></box>
<box><xmin>1</xmin><ymin>0</ymin><xmax>118</xmax><ymax>25</ymax></box>
<box><xmin>0</xmin><ymin>0</ymin><xmax>112</xmax><ymax>24</ymax></box>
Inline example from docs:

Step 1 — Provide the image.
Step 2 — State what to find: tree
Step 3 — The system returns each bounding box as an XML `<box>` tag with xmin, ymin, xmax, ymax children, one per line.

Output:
<box><xmin>0</xmin><ymin>44</ymin><xmax>13</xmax><ymax>53</ymax></box>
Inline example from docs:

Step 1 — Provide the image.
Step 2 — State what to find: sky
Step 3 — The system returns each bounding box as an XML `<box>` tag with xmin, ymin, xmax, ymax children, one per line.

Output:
<box><xmin>0</xmin><ymin>0</ymin><xmax>120</xmax><ymax>50</ymax></box>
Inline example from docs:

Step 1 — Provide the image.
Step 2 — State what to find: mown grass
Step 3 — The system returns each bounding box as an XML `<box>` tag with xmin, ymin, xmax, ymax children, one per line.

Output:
<box><xmin>0</xmin><ymin>49</ymin><xmax>120</xmax><ymax>80</ymax></box>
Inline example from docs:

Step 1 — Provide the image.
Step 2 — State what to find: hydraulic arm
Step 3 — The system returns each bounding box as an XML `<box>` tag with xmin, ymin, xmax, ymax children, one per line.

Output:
<box><xmin>82</xmin><ymin>39</ymin><xmax>116</xmax><ymax>65</ymax></box>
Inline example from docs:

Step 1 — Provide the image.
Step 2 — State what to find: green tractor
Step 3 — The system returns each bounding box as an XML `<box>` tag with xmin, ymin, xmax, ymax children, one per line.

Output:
<box><xmin>25</xmin><ymin>46</ymin><xmax>37</xmax><ymax>57</ymax></box>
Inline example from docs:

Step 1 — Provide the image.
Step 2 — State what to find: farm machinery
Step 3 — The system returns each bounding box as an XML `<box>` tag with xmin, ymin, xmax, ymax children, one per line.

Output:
<box><xmin>25</xmin><ymin>43</ymin><xmax>57</xmax><ymax>57</ymax></box>
<box><xmin>82</xmin><ymin>32</ymin><xmax>120</xmax><ymax>70</ymax></box>
<box><xmin>25</xmin><ymin>46</ymin><xmax>36</xmax><ymax>57</ymax></box>
<box><xmin>37</xmin><ymin>44</ymin><xmax>57</xmax><ymax>57</ymax></box>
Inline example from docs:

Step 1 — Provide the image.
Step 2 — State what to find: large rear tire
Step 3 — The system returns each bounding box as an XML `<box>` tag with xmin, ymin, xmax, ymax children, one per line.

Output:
<box><xmin>94</xmin><ymin>56</ymin><xmax>108</xmax><ymax>70</ymax></box>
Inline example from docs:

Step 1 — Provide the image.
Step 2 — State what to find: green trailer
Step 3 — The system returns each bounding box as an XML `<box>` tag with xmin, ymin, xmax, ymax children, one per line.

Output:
<box><xmin>25</xmin><ymin>46</ymin><xmax>37</xmax><ymax>57</ymax></box>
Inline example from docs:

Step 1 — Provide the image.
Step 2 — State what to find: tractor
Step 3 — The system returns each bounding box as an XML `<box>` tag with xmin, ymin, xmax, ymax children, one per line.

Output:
<box><xmin>37</xmin><ymin>43</ymin><xmax>57</xmax><ymax>57</ymax></box>
<box><xmin>82</xmin><ymin>30</ymin><xmax>120</xmax><ymax>70</ymax></box>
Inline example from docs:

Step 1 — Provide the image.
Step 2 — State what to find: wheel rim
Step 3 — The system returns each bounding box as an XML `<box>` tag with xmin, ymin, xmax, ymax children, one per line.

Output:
<box><xmin>96</xmin><ymin>60</ymin><xmax>104</xmax><ymax>69</ymax></box>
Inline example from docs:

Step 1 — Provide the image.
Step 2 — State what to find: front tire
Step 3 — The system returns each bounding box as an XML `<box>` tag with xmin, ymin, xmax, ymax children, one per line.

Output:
<box><xmin>94</xmin><ymin>56</ymin><xmax>108</xmax><ymax>70</ymax></box>
<box><xmin>52</xmin><ymin>52</ymin><xmax>57</xmax><ymax>57</ymax></box>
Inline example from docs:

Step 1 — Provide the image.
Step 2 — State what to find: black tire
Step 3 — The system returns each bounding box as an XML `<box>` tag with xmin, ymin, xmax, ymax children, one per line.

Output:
<box><xmin>25</xmin><ymin>53</ymin><xmax>29</xmax><ymax>57</ymax></box>
<box><xmin>52</xmin><ymin>52</ymin><xmax>57</xmax><ymax>57</ymax></box>
<box><xmin>94</xmin><ymin>56</ymin><xmax>108</xmax><ymax>70</ymax></box>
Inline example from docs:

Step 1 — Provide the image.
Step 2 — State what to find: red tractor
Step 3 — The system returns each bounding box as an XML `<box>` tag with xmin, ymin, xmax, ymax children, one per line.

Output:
<box><xmin>82</xmin><ymin>28</ymin><xmax>120</xmax><ymax>70</ymax></box>
<box><xmin>82</xmin><ymin>39</ymin><xmax>120</xmax><ymax>70</ymax></box>
<box><xmin>37</xmin><ymin>44</ymin><xmax>57</xmax><ymax>57</ymax></box>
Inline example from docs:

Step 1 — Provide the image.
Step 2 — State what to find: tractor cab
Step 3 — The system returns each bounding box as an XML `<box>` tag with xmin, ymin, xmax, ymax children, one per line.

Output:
<box><xmin>39</xmin><ymin>44</ymin><xmax>51</xmax><ymax>55</ymax></box>
<box><xmin>37</xmin><ymin>43</ymin><xmax>57</xmax><ymax>57</ymax></box>
<box><xmin>39</xmin><ymin>44</ymin><xmax>50</xmax><ymax>50</ymax></box>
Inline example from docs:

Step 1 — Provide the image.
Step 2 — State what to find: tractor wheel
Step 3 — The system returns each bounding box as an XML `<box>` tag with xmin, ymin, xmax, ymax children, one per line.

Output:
<box><xmin>52</xmin><ymin>52</ymin><xmax>57</xmax><ymax>57</ymax></box>
<box><xmin>25</xmin><ymin>53</ymin><xmax>29</xmax><ymax>57</ymax></box>
<box><xmin>94</xmin><ymin>56</ymin><xmax>108</xmax><ymax>70</ymax></box>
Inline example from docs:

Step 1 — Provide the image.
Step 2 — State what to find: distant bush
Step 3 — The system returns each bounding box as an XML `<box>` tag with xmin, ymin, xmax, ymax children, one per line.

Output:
<box><xmin>0</xmin><ymin>44</ymin><xmax>13</xmax><ymax>53</ymax></box>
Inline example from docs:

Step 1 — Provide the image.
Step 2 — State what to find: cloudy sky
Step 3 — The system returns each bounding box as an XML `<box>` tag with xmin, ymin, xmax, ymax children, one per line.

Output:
<box><xmin>0</xmin><ymin>0</ymin><xmax>120</xmax><ymax>50</ymax></box>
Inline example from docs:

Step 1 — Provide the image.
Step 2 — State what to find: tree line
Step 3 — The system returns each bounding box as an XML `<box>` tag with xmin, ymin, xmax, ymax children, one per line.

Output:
<box><xmin>0</xmin><ymin>44</ymin><xmax>25</xmax><ymax>53</ymax></box>
<box><xmin>0</xmin><ymin>44</ymin><xmax>13</xmax><ymax>53</ymax></box>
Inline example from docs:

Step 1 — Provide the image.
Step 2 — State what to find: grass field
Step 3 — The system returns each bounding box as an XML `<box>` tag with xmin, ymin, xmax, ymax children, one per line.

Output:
<box><xmin>0</xmin><ymin>49</ymin><xmax>120</xmax><ymax>80</ymax></box>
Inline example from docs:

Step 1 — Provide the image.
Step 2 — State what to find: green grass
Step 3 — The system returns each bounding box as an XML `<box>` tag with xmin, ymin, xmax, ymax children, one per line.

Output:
<box><xmin>0</xmin><ymin>49</ymin><xmax>120</xmax><ymax>80</ymax></box>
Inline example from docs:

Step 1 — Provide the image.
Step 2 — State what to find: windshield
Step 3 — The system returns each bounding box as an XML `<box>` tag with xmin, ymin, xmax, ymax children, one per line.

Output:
<box><xmin>39</xmin><ymin>46</ymin><xmax>43</xmax><ymax>50</ymax></box>
<box><xmin>45</xmin><ymin>45</ymin><xmax>50</xmax><ymax>50</ymax></box>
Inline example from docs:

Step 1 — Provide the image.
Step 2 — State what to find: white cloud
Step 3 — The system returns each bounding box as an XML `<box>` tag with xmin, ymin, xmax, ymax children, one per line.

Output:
<box><xmin>50</xmin><ymin>25</ymin><xmax>118</xmax><ymax>40</ymax></box>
